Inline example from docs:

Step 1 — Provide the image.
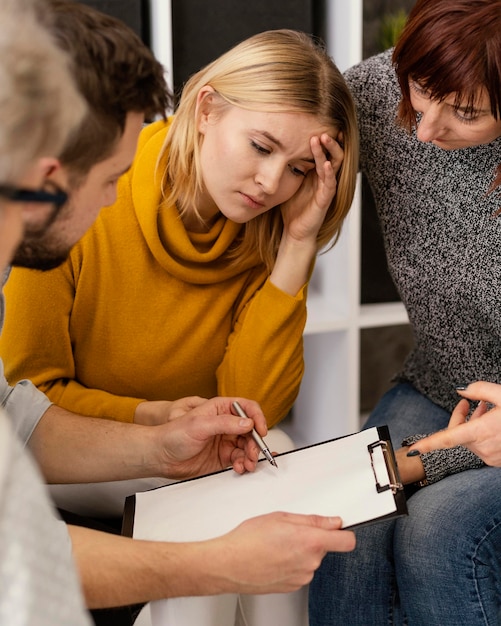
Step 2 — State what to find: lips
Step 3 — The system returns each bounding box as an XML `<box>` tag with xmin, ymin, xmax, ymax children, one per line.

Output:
<box><xmin>240</xmin><ymin>192</ymin><xmax>265</xmax><ymax>210</ymax></box>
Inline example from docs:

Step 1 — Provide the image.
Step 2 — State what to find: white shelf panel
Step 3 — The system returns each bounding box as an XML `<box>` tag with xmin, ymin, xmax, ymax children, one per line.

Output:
<box><xmin>305</xmin><ymin>295</ymin><xmax>350</xmax><ymax>334</ymax></box>
<box><xmin>289</xmin><ymin>330</ymin><xmax>360</xmax><ymax>446</ymax></box>
<box><xmin>359</xmin><ymin>302</ymin><xmax>409</xmax><ymax>328</ymax></box>
<box><xmin>305</xmin><ymin>299</ymin><xmax>409</xmax><ymax>335</ymax></box>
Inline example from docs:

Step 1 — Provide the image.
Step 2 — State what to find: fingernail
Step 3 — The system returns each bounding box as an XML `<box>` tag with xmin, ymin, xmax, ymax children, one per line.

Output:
<box><xmin>407</xmin><ymin>449</ymin><xmax>421</xmax><ymax>457</ymax></box>
<box><xmin>456</xmin><ymin>383</ymin><xmax>469</xmax><ymax>391</ymax></box>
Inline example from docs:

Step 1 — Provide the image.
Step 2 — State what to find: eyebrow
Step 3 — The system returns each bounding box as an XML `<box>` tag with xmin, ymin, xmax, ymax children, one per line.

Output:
<box><xmin>412</xmin><ymin>80</ymin><xmax>492</xmax><ymax>115</ymax></box>
<box><xmin>257</xmin><ymin>130</ymin><xmax>316</xmax><ymax>164</ymax></box>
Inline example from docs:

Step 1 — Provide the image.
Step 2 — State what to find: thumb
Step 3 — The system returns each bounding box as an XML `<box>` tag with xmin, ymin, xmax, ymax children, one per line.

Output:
<box><xmin>281</xmin><ymin>512</ymin><xmax>344</xmax><ymax>530</ymax></box>
<box><xmin>458</xmin><ymin>381</ymin><xmax>501</xmax><ymax>405</ymax></box>
<box><xmin>310</xmin><ymin>515</ymin><xmax>344</xmax><ymax>530</ymax></box>
<box><xmin>194</xmin><ymin>413</ymin><xmax>255</xmax><ymax>439</ymax></box>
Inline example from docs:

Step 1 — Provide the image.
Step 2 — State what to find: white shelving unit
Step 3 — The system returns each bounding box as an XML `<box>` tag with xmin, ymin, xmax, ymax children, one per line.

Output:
<box><xmin>149</xmin><ymin>0</ymin><xmax>174</xmax><ymax>93</ymax></box>
<box><xmin>149</xmin><ymin>0</ymin><xmax>409</xmax><ymax>448</ymax></box>
<box><xmin>282</xmin><ymin>0</ymin><xmax>409</xmax><ymax>447</ymax></box>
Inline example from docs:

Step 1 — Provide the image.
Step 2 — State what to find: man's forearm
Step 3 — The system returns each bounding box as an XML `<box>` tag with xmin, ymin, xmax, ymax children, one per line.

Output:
<box><xmin>69</xmin><ymin>513</ymin><xmax>356</xmax><ymax>608</ymax></box>
<box><xmin>68</xmin><ymin>525</ymin><xmax>224</xmax><ymax>608</ymax></box>
<box><xmin>28</xmin><ymin>405</ymin><xmax>163</xmax><ymax>483</ymax></box>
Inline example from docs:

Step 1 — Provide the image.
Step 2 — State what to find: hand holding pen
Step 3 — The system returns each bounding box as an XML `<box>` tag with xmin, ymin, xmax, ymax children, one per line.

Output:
<box><xmin>232</xmin><ymin>401</ymin><xmax>278</xmax><ymax>468</ymax></box>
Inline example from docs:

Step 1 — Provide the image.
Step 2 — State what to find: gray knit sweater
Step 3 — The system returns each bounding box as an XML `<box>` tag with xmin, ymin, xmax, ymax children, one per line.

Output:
<box><xmin>345</xmin><ymin>50</ymin><xmax>501</xmax><ymax>482</ymax></box>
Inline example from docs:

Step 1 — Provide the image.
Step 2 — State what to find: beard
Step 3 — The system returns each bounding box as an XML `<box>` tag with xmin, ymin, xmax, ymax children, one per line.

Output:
<box><xmin>11</xmin><ymin>204</ymin><xmax>71</xmax><ymax>271</ymax></box>
<box><xmin>11</xmin><ymin>236</ymin><xmax>70</xmax><ymax>271</ymax></box>
<box><xmin>11</xmin><ymin>194</ymin><xmax>73</xmax><ymax>272</ymax></box>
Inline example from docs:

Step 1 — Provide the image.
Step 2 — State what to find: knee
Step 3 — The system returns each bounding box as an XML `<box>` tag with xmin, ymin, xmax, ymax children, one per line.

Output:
<box><xmin>394</xmin><ymin>480</ymin><xmax>501</xmax><ymax>579</ymax></box>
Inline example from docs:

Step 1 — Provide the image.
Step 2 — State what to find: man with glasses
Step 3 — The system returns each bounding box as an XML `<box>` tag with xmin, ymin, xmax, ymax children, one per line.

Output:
<box><xmin>0</xmin><ymin>1</ymin><xmax>90</xmax><ymax>623</ymax></box>
<box><xmin>0</xmin><ymin>185</ymin><xmax>68</xmax><ymax>208</ymax></box>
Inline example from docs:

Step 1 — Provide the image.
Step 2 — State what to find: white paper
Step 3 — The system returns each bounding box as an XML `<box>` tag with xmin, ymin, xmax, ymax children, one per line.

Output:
<box><xmin>132</xmin><ymin>427</ymin><xmax>402</xmax><ymax>542</ymax></box>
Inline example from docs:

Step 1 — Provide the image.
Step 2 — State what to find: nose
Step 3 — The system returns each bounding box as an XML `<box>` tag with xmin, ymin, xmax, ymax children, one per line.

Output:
<box><xmin>254</xmin><ymin>160</ymin><xmax>283</xmax><ymax>195</ymax></box>
<box><xmin>416</xmin><ymin>102</ymin><xmax>445</xmax><ymax>143</ymax></box>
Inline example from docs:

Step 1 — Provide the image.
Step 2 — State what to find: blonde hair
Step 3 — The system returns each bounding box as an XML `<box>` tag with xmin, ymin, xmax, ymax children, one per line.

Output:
<box><xmin>161</xmin><ymin>29</ymin><xmax>358</xmax><ymax>270</ymax></box>
<box><xmin>0</xmin><ymin>0</ymin><xmax>86</xmax><ymax>183</ymax></box>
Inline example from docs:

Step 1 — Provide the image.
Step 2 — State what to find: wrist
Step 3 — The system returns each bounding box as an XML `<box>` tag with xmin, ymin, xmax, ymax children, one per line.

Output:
<box><xmin>279</xmin><ymin>233</ymin><xmax>317</xmax><ymax>257</ymax></box>
<box><xmin>395</xmin><ymin>447</ymin><xmax>426</xmax><ymax>485</ymax></box>
<box><xmin>154</xmin><ymin>540</ymin><xmax>237</xmax><ymax>597</ymax></box>
<box><xmin>271</xmin><ymin>237</ymin><xmax>317</xmax><ymax>296</ymax></box>
<box><xmin>134</xmin><ymin>400</ymin><xmax>172</xmax><ymax>426</ymax></box>
<box><xmin>136</xmin><ymin>425</ymin><xmax>170</xmax><ymax>478</ymax></box>
<box><xmin>400</xmin><ymin>433</ymin><xmax>485</xmax><ymax>486</ymax></box>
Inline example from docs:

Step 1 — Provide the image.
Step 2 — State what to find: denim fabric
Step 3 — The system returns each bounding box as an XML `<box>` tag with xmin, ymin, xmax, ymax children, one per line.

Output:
<box><xmin>309</xmin><ymin>382</ymin><xmax>501</xmax><ymax>625</ymax></box>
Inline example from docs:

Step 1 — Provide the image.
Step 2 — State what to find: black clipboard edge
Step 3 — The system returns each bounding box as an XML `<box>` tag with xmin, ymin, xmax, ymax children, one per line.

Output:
<box><xmin>122</xmin><ymin>424</ymin><xmax>407</xmax><ymax>537</ymax></box>
<box><xmin>122</xmin><ymin>494</ymin><xmax>136</xmax><ymax>537</ymax></box>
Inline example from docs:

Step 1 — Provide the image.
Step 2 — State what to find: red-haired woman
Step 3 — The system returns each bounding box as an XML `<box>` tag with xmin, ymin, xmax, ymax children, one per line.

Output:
<box><xmin>310</xmin><ymin>0</ymin><xmax>501</xmax><ymax>623</ymax></box>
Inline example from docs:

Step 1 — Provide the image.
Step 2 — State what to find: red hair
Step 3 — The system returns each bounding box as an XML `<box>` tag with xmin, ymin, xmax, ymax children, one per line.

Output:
<box><xmin>392</xmin><ymin>0</ymin><xmax>501</xmax><ymax>187</ymax></box>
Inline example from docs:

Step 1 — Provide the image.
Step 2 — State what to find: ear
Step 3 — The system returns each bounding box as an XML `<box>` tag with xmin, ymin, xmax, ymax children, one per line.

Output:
<box><xmin>196</xmin><ymin>85</ymin><xmax>217</xmax><ymax>134</ymax></box>
<box><xmin>38</xmin><ymin>157</ymin><xmax>67</xmax><ymax>188</ymax></box>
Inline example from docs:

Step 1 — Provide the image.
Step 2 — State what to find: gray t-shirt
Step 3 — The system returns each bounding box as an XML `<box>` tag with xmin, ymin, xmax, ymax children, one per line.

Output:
<box><xmin>0</xmin><ymin>410</ymin><xmax>91</xmax><ymax>625</ymax></box>
<box><xmin>1</xmin><ymin>269</ymin><xmax>51</xmax><ymax>443</ymax></box>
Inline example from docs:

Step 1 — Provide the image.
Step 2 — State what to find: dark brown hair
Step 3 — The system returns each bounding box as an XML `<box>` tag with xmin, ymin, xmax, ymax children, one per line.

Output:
<box><xmin>46</xmin><ymin>0</ymin><xmax>173</xmax><ymax>180</ymax></box>
<box><xmin>393</xmin><ymin>0</ymin><xmax>501</xmax><ymax>186</ymax></box>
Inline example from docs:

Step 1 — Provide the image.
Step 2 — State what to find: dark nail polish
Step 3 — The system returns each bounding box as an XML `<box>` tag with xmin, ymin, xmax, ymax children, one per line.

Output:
<box><xmin>456</xmin><ymin>383</ymin><xmax>469</xmax><ymax>390</ymax></box>
<box><xmin>407</xmin><ymin>449</ymin><xmax>421</xmax><ymax>457</ymax></box>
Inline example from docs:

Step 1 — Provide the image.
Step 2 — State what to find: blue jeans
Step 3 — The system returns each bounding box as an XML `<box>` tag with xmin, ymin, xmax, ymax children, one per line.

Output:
<box><xmin>309</xmin><ymin>382</ymin><xmax>501</xmax><ymax>625</ymax></box>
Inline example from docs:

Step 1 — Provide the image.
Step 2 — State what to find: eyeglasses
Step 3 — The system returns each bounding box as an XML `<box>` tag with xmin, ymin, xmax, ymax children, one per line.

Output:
<box><xmin>0</xmin><ymin>184</ymin><xmax>68</xmax><ymax>209</ymax></box>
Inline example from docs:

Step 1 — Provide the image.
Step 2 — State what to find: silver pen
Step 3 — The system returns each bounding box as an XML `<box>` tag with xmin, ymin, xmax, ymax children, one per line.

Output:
<box><xmin>231</xmin><ymin>401</ymin><xmax>278</xmax><ymax>468</ymax></box>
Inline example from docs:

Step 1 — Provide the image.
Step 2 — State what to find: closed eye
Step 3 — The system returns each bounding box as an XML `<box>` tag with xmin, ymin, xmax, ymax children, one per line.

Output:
<box><xmin>251</xmin><ymin>140</ymin><xmax>270</xmax><ymax>155</ymax></box>
<box><xmin>251</xmin><ymin>139</ymin><xmax>310</xmax><ymax>177</ymax></box>
<box><xmin>451</xmin><ymin>106</ymin><xmax>480</xmax><ymax>124</ymax></box>
<box><xmin>410</xmin><ymin>80</ymin><xmax>430</xmax><ymax>98</ymax></box>
<box><xmin>289</xmin><ymin>165</ymin><xmax>307</xmax><ymax>177</ymax></box>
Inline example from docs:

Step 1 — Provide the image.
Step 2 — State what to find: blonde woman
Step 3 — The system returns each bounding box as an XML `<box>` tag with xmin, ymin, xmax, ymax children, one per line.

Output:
<box><xmin>3</xmin><ymin>29</ymin><xmax>358</xmax><ymax>432</ymax></box>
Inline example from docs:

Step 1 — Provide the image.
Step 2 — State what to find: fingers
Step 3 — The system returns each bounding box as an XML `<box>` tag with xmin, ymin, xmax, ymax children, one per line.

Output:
<box><xmin>448</xmin><ymin>398</ymin><xmax>470</xmax><ymax>428</ymax></box>
<box><xmin>264</xmin><ymin>510</ymin><xmax>345</xmax><ymax>531</ymax></box>
<box><xmin>231</xmin><ymin>452</ymin><xmax>251</xmax><ymax>475</ymax></box>
<box><xmin>188</xmin><ymin>397</ymin><xmax>267</xmax><ymax>437</ymax></box>
<box><xmin>310</xmin><ymin>133</ymin><xmax>343</xmax><ymax>181</ymax></box>
<box><xmin>406</xmin><ymin>382</ymin><xmax>501</xmax><ymax>455</ymax></box>
<box><xmin>457</xmin><ymin>381</ymin><xmax>501</xmax><ymax>405</ymax></box>
<box><xmin>470</xmin><ymin>400</ymin><xmax>488</xmax><ymax>420</ymax></box>
<box><xmin>407</xmin><ymin>422</ymin><xmax>474</xmax><ymax>455</ymax></box>
<box><xmin>228</xmin><ymin>397</ymin><xmax>268</xmax><ymax>437</ymax></box>
<box><xmin>197</xmin><ymin>416</ymin><xmax>263</xmax><ymax>463</ymax></box>
<box><xmin>310</xmin><ymin>135</ymin><xmax>330</xmax><ymax>178</ymax></box>
<box><xmin>181</xmin><ymin>404</ymin><xmax>261</xmax><ymax>462</ymax></box>
<box><xmin>321</xmin><ymin>132</ymin><xmax>344</xmax><ymax>173</ymax></box>
<box><xmin>300</xmin><ymin>513</ymin><xmax>343</xmax><ymax>530</ymax></box>
<box><xmin>288</xmin><ymin>512</ymin><xmax>356</xmax><ymax>552</ymax></box>
<box><xmin>263</xmin><ymin>511</ymin><xmax>356</xmax><ymax>552</ymax></box>
<box><xmin>186</xmin><ymin>396</ymin><xmax>209</xmax><ymax>409</ymax></box>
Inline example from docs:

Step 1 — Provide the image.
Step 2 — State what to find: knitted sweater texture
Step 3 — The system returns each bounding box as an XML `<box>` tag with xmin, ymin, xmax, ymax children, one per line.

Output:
<box><xmin>345</xmin><ymin>50</ymin><xmax>501</xmax><ymax>413</ymax></box>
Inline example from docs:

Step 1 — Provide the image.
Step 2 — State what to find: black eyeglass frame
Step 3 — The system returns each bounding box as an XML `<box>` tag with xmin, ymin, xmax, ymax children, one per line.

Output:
<box><xmin>0</xmin><ymin>184</ymin><xmax>68</xmax><ymax>209</ymax></box>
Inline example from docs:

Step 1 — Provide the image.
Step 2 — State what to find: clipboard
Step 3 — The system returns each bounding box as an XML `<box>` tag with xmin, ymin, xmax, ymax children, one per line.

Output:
<box><xmin>123</xmin><ymin>426</ymin><xmax>407</xmax><ymax>541</ymax></box>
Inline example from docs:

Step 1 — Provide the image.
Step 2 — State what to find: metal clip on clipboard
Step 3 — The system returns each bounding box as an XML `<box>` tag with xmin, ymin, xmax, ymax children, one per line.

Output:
<box><xmin>368</xmin><ymin>440</ymin><xmax>403</xmax><ymax>495</ymax></box>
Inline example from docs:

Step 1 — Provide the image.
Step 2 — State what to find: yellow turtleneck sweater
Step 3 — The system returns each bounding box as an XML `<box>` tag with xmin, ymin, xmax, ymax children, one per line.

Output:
<box><xmin>1</xmin><ymin>120</ymin><xmax>307</xmax><ymax>427</ymax></box>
